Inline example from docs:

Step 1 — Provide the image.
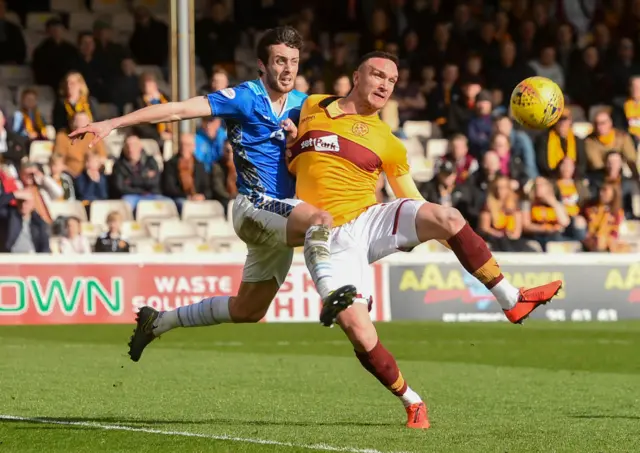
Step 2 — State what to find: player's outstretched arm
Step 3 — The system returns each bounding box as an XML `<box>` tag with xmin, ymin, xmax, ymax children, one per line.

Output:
<box><xmin>68</xmin><ymin>95</ymin><xmax>212</xmax><ymax>148</ymax></box>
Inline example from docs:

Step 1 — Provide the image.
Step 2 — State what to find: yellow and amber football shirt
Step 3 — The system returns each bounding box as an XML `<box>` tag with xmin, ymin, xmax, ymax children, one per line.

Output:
<box><xmin>288</xmin><ymin>95</ymin><xmax>420</xmax><ymax>227</ymax></box>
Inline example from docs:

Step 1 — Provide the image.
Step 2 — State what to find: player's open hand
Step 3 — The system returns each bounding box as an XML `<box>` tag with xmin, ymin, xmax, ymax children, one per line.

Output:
<box><xmin>68</xmin><ymin>120</ymin><xmax>115</xmax><ymax>148</ymax></box>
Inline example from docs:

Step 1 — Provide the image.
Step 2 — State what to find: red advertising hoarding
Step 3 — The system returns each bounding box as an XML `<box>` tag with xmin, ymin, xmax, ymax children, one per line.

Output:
<box><xmin>0</xmin><ymin>257</ymin><xmax>387</xmax><ymax>325</ymax></box>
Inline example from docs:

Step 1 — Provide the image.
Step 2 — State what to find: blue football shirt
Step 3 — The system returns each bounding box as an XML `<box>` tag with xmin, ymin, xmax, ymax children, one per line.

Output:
<box><xmin>206</xmin><ymin>79</ymin><xmax>307</xmax><ymax>200</ymax></box>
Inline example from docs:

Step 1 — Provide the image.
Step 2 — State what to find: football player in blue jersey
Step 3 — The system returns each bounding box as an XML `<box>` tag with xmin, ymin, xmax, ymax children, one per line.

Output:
<box><xmin>69</xmin><ymin>27</ymin><xmax>357</xmax><ymax>361</ymax></box>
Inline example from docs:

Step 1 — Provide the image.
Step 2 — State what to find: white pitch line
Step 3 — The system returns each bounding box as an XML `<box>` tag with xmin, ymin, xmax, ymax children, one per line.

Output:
<box><xmin>0</xmin><ymin>415</ymin><xmax>412</xmax><ymax>453</ymax></box>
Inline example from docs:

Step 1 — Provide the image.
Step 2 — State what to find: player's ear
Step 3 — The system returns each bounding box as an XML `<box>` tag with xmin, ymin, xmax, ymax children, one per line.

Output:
<box><xmin>257</xmin><ymin>59</ymin><xmax>266</xmax><ymax>76</ymax></box>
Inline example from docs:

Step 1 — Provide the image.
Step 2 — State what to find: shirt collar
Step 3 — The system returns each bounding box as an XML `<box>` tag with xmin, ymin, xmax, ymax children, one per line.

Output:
<box><xmin>256</xmin><ymin>78</ymin><xmax>291</xmax><ymax>119</ymax></box>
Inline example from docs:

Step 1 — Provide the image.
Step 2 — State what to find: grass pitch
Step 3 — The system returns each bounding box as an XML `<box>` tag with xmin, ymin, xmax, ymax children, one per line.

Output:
<box><xmin>0</xmin><ymin>322</ymin><xmax>639</xmax><ymax>452</ymax></box>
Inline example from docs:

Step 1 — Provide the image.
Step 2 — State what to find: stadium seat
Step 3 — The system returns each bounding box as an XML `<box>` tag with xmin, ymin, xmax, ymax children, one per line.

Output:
<box><xmin>104</xmin><ymin>131</ymin><xmax>125</xmax><ymax>158</ymax></box>
<box><xmin>17</xmin><ymin>85</ymin><xmax>55</xmax><ymax>104</ymax></box>
<box><xmin>131</xmin><ymin>238</ymin><xmax>165</xmax><ymax>254</ymax></box>
<box><xmin>588</xmin><ymin>104</ymin><xmax>612</xmax><ymax>122</ymax></box>
<box><xmin>0</xmin><ymin>87</ymin><xmax>12</xmax><ymax>103</ymax></box>
<box><xmin>29</xmin><ymin>140</ymin><xmax>54</xmax><ymax>164</ymax></box>
<box><xmin>121</xmin><ymin>220</ymin><xmax>149</xmax><ymax>241</ymax></box>
<box><xmin>162</xmin><ymin>139</ymin><xmax>173</xmax><ymax>161</ymax></box>
<box><xmin>51</xmin><ymin>0</ymin><xmax>86</xmax><ymax>12</ymax></box>
<box><xmin>38</xmin><ymin>102</ymin><xmax>54</xmax><ymax>124</ymax></box>
<box><xmin>49</xmin><ymin>236</ymin><xmax>61</xmax><ymax>254</ymax></box>
<box><xmin>81</xmin><ymin>221</ymin><xmax>103</xmax><ymax>243</ymax></box>
<box><xmin>181</xmin><ymin>238</ymin><xmax>215</xmax><ymax>254</ymax></box>
<box><xmin>92</xmin><ymin>0</ymin><xmax>125</xmax><ymax>13</ymax></box>
<box><xmin>620</xmin><ymin>220</ymin><xmax>640</xmax><ymax>239</ymax></box>
<box><xmin>103</xmin><ymin>158</ymin><xmax>114</xmax><ymax>175</ymax></box>
<box><xmin>26</xmin><ymin>13</ymin><xmax>60</xmax><ymax>32</ymax></box>
<box><xmin>204</xmin><ymin>217</ymin><xmax>235</xmax><ymax>239</ymax></box>
<box><xmin>112</xmin><ymin>13</ymin><xmax>135</xmax><ymax>32</ymax></box>
<box><xmin>136</xmin><ymin>199</ymin><xmax>179</xmax><ymax>224</ymax></box>
<box><xmin>98</xmin><ymin>103</ymin><xmax>118</xmax><ymax>120</ymax></box>
<box><xmin>566</xmin><ymin>104</ymin><xmax>586</xmax><ymax>122</ymax></box>
<box><xmin>403</xmin><ymin>121</ymin><xmax>432</xmax><ymax>139</ymax></box>
<box><xmin>140</xmin><ymin>138</ymin><xmax>161</xmax><ymax>158</ymax></box>
<box><xmin>409</xmin><ymin>156</ymin><xmax>434</xmax><ymax>183</ymax></box>
<box><xmin>49</xmin><ymin>200</ymin><xmax>88</xmax><ymax>222</ymax></box>
<box><xmin>157</xmin><ymin>219</ymin><xmax>199</xmax><ymax>243</ymax></box>
<box><xmin>209</xmin><ymin>237</ymin><xmax>248</xmax><ymax>254</ymax></box>
<box><xmin>546</xmin><ymin>241</ymin><xmax>583</xmax><ymax>254</ymax></box>
<box><xmin>401</xmin><ymin>137</ymin><xmax>424</xmax><ymax>158</ymax></box>
<box><xmin>5</xmin><ymin>11</ymin><xmax>21</xmax><ymax>28</ymax></box>
<box><xmin>90</xmin><ymin>199</ymin><xmax>134</xmax><ymax>225</ymax></box>
<box><xmin>572</xmin><ymin>121</ymin><xmax>593</xmax><ymax>139</ymax></box>
<box><xmin>426</xmin><ymin>138</ymin><xmax>449</xmax><ymax>158</ymax></box>
<box><xmin>0</xmin><ymin>65</ymin><xmax>34</xmax><ymax>88</ymax></box>
<box><xmin>181</xmin><ymin>200</ymin><xmax>225</xmax><ymax>222</ymax></box>
<box><xmin>69</xmin><ymin>12</ymin><xmax>96</xmax><ymax>31</ymax></box>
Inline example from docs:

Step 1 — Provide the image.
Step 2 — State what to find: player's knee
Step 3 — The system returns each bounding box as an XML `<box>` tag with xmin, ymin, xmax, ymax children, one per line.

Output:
<box><xmin>433</xmin><ymin>206</ymin><xmax>466</xmax><ymax>235</ymax></box>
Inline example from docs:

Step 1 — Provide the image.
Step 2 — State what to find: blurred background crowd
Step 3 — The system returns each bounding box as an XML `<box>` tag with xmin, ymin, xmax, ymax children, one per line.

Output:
<box><xmin>1</xmin><ymin>0</ymin><xmax>640</xmax><ymax>256</ymax></box>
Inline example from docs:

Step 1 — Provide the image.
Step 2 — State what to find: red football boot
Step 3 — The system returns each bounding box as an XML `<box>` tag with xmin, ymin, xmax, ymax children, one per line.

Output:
<box><xmin>504</xmin><ymin>280</ymin><xmax>563</xmax><ymax>324</ymax></box>
<box><xmin>405</xmin><ymin>402</ymin><xmax>430</xmax><ymax>429</ymax></box>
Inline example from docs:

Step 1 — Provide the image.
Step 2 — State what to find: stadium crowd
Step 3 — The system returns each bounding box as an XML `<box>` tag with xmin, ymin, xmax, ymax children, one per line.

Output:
<box><xmin>1</xmin><ymin>0</ymin><xmax>640</xmax><ymax>255</ymax></box>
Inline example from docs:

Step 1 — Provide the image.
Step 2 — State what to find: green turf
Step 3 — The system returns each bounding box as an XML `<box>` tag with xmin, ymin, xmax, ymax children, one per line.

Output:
<box><xmin>1</xmin><ymin>322</ymin><xmax>639</xmax><ymax>452</ymax></box>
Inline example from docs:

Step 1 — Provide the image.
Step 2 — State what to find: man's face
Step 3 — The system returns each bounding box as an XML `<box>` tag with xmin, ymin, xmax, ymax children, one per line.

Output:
<box><xmin>22</xmin><ymin>93</ymin><xmax>37</xmax><ymax>110</ymax></box>
<box><xmin>333</xmin><ymin>76</ymin><xmax>351</xmax><ymax>96</ymax></box>
<box><xmin>353</xmin><ymin>57</ymin><xmax>398</xmax><ymax>111</ymax></box>
<box><xmin>594</xmin><ymin>113</ymin><xmax>613</xmax><ymax>135</ymax></box>
<box><xmin>482</xmin><ymin>151</ymin><xmax>500</xmax><ymax>174</ymax></box>
<box><xmin>18</xmin><ymin>198</ymin><xmax>34</xmax><ymax>217</ymax></box>
<box><xmin>180</xmin><ymin>134</ymin><xmax>196</xmax><ymax>157</ymax></box>
<box><xmin>496</xmin><ymin>117</ymin><xmax>512</xmax><ymax>135</ymax></box>
<box><xmin>259</xmin><ymin>43</ymin><xmax>299</xmax><ymax>94</ymax></box>
<box><xmin>20</xmin><ymin>167</ymin><xmax>37</xmax><ymax>187</ymax></box>
<box><xmin>79</xmin><ymin>35</ymin><xmax>95</xmax><ymax>56</ymax></box>
<box><xmin>211</xmin><ymin>72</ymin><xmax>229</xmax><ymax>91</ymax></box>
<box><xmin>86</xmin><ymin>154</ymin><xmax>101</xmax><ymax>171</ymax></box>
<box><xmin>49</xmin><ymin>24</ymin><xmax>64</xmax><ymax>41</ymax></box>
<box><xmin>125</xmin><ymin>136</ymin><xmax>143</xmax><ymax>162</ymax></box>
<box><xmin>204</xmin><ymin>117</ymin><xmax>221</xmax><ymax>137</ymax></box>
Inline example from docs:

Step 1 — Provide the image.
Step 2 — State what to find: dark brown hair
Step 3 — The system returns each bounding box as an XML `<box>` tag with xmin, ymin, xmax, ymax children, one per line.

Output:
<box><xmin>256</xmin><ymin>26</ymin><xmax>303</xmax><ymax>70</ymax></box>
<box><xmin>357</xmin><ymin>51</ymin><xmax>399</xmax><ymax>69</ymax></box>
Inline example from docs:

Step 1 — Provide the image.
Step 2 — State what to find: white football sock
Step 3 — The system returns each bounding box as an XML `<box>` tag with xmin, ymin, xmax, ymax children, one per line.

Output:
<box><xmin>490</xmin><ymin>279</ymin><xmax>520</xmax><ymax>310</ymax></box>
<box><xmin>304</xmin><ymin>225</ymin><xmax>335</xmax><ymax>300</ymax></box>
<box><xmin>152</xmin><ymin>296</ymin><xmax>232</xmax><ymax>336</ymax></box>
<box><xmin>399</xmin><ymin>386</ymin><xmax>423</xmax><ymax>408</ymax></box>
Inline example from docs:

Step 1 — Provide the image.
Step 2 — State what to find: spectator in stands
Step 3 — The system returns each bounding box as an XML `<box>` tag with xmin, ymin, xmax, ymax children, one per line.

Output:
<box><xmin>418</xmin><ymin>159</ymin><xmax>463</xmax><ymax>207</ymax></box>
<box><xmin>589</xmin><ymin>151</ymin><xmax>636</xmax><ymax>218</ymax></box>
<box><xmin>54</xmin><ymin>112</ymin><xmax>106</xmax><ymax>177</ymax></box>
<box><xmin>111</xmin><ymin>133</ymin><xmax>164</xmax><ymax>211</ymax></box>
<box><xmin>360</xmin><ymin>8</ymin><xmax>396</xmax><ymax>55</ymax></box>
<box><xmin>0</xmin><ymin>0</ymin><xmax>25</xmax><ymax>64</ymax></box>
<box><xmin>494</xmin><ymin>10</ymin><xmax>511</xmax><ymax>43</ymax></box>
<box><xmin>467</xmin><ymin>90</ymin><xmax>494</xmax><ymax>156</ymax></box>
<box><xmin>311</xmin><ymin>79</ymin><xmax>326</xmax><ymax>95</ymax></box>
<box><xmin>610</xmin><ymin>38</ymin><xmax>640</xmax><ymax>99</ymax></box>
<box><xmin>555</xmin><ymin>157</ymin><xmax>588</xmax><ymax>241</ymax></box>
<box><xmin>593</xmin><ymin>23</ymin><xmax>615</xmax><ymax>66</ymax></box>
<box><xmin>195</xmin><ymin>0</ymin><xmax>237</xmax><ymax>78</ymax></box>
<box><xmin>393</xmin><ymin>65</ymin><xmax>426</xmax><ymax>125</ymax></box>
<box><xmin>0</xmin><ymin>190</ymin><xmax>50</xmax><ymax>253</ymax></box>
<box><xmin>478</xmin><ymin>175</ymin><xmax>532</xmax><ymax>252</ymax></box>
<box><xmin>535</xmin><ymin>109</ymin><xmax>587</xmax><ymax>179</ymax></box>
<box><xmin>294</xmin><ymin>75</ymin><xmax>309</xmax><ymax>94</ymax></box>
<box><xmin>195</xmin><ymin>116</ymin><xmax>227</xmax><ymax>173</ymax></box>
<box><xmin>12</xmin><ymin>89</ymin><xmax>49</xmax><ymax>140</ymax></box>
<box><xmin>489</xmin><ymin>41</ymin><xmax>534</xmax><ymax>108</ymax></box>
<box><xmin>73</xmin><ymin>32</ymin><xmax>106</xmax><ymax>103</ymax></box>
<box><xmin>555</xmin><ymin>23</ymin><xmax>580</xmax><ymax>77</ymax></box>
<box><xmin>458</xmin><ymin>150</ymin><xmax>502</xmax><ymax>227</ymax></box>
<box><xmin>420</xmin><ymin>65</ymin><xmax>438</xmax><ymax>99</ymax></box>
<box><xmin>445</xmin><ymin>76</ymin><xmax>482</xmax><ymax>137</ymax></box>
<box><xmin>616</xmin><ymin>76</ymin><xmax>640</xmax><ymax>144</ymax></box>
<box><xmin>522</xmin><ymin>176</ymin><xmax>572</xmax><ymax>251</ymax></box>
<box><xmin>94</xmin><ymin>210</ymin><xmax>129</xmax><ymax>253</ymax></box>
<box><xmin>494</xmin><ymin>115</ymin><xmax>538</xmax><ymax>180</ymax></box>
<box><xmin>49</xmin><ymin>153</ymin><xmax>75</xmax><ymax>200</ymax></box>
<box><xmin>529</xmin><ymin>45</ymin><xmax>565</xmax><ymax>91</ymax></box>
<box><xmin>201</xmin><ymin>67</ymin><xmax>229</xmax><ymax>95</ymax></box>
<box><xmin>134</xmin><ymin>73</ymin><xmax>172</xmax><ymax>146</ymax></box>
<box><xmin>516</xmin><ymin>19</ymin><xmax>539</xmax><ymax>63</ymax></box>
<box><xmin>426</xmin><ymin>22</ymin><xmax>462</xmax><ymax>73</ymax></box>
<box><xmin>333</xmin><ymin>75</ymin><xmax>351</xmax><ymax>97</ymax></box>
<box><xmin>18</xmin><ymin>161</ymin><xmax>63</xmax><ymax>224</ymax></box>
<box><xmin>585</xmin><ymin>110</ymin><xmax>637</xmax><ymax>175</ymax></box>
<box><xmin>74</xmin><ymin>150</ymin><xmax>108</xmax><ymax>205</ymax></box>
<box><xmin>130</xmin><ymin>6</ymin><xmax>169</xmax><ymax>67</ymax></box>
<box><xmin>400</xmin><ymin>29</ymin><xmax>427</xmax><ymax>78</ymax></box>
<box><xmin>490</xmin><ymin>132</ymin><xmax>528</xmax><ymax>189</ymax></box>
<box><xmin>58</xmin><ymin>216</ymin><xmax>91</xmax><ymax>254</ymax></box>
<box><xmin>32</xmin><ymin>18</ymin><xmax>77</xmax><ymax>90</ymax></box>
<box><xmin>92</xmin><ymin>20</ymin><xmax>127</xmax><ymax>88</ymax></box>
<box><xmin>52</xmin><ymin>72</ymin><xmax>98</xmax><ymax>133</ymax></box>
<box><xmin>583</xmin><ymin>182</ymin><xmax>628</xmax><ymax>252</ymax></box>
<box><xmin>451</xmin><ymin>3</ymin><xmax>477</xmax><ymax>48</ymax></box>
<box><xmin>0</xmin><ymin>160</ymin><xmax>18</xmax><ymax>195</ymax></box>
<box><xmin>111</xmin><ymin>57</ymin><xmax>140</xmax><ymax>115</ymax></box>
<box><xmin>0</xmin><ymin>108</ymin><xmax>28</xmax><ymax>171</ymax></box>
<box><xmin>532</xmin><ymin>3</ymin><xmax>556</xmax><ymax>45</ymax></box>
<box><xmin>471</xmin><ymin>20</ymin><xmax>500</xmax><ymax>69</ymax></box>
<box><xmin>567</xmin><ymin>46</ymin><xmax>610</xmax><ymax>112</ymax></box>
<box><xmin>427</xmin><ymin>63</ymin><xmax>460</xmax><ymax>127</ymax></box>
<box><xmin>323</xmin><ymin>43</ymin><xmax>352</xmax><ymax>91</ymax></box>
<box><xmin>462</xmin><ymin>53</ymin><xmax>485</xmax><ymax>86</ymax></box>
<box><xmin>161</xmin><ymin>133</ymin><xmax>210</xmax><ymax>212</ymax></box>
<box><xmin>442</xmin><ymin>134</ymin><xmax>478</xmax><ymax>185</ymax></box>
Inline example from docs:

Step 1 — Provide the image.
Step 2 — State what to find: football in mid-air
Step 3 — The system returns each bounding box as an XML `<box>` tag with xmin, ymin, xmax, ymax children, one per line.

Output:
<box><xmin>509</xmin><ymin>76</ymin><xmax>564</xmax><ymax>130</ymax></box>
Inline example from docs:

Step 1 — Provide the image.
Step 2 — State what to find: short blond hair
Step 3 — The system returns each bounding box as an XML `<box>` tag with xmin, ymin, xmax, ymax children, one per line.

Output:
<box><xmin>106</xmin><ymin>211</ymin><xmax>122</xmax><ymax>223</ymax></box>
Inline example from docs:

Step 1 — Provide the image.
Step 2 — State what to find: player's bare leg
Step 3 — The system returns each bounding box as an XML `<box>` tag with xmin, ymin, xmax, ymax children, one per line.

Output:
<box><xmin>287</xmin><ymin>204</ymin><xmax>357</xmax><ymax>327</ymax></box>
<box><xmin>336</xmin><ymin>303</ymin><xmax>429</xmax><ymax>429</ymax></box>
<box><xmin>415</xmin><ymin>203</ymin><xmax>562</xmax><ymax>323</ymax></box>
<box><xmin>128</xmin><ymin>278</ymin><xmax>279</xmax><ymax>362</ymax></box>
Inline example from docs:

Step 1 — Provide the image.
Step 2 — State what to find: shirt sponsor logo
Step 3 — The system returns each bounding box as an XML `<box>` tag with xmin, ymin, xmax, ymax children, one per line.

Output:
<box><xmin>300</xmin><ymin>134</ymin><xmax>340</xmax><ymax>152</ymax></box>
<box><xmin>220</xmin><ymin>88</ymin><xmax>236</xmax><ymax>99</ymax></box>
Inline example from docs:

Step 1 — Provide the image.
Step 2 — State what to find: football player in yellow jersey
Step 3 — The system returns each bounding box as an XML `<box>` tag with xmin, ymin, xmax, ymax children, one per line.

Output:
<box><xmin>287</xmin><ymin>51</ymin><xmax>563</xmax><ymax>429</ymax></box>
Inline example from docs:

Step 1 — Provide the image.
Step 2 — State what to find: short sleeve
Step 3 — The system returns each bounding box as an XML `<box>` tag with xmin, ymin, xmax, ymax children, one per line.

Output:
<box><xmin>382</xmin><ymin>135</ymin><xmax>410</xmax><ymax>177</ymax></box>
<box><xmin>207</xmin><ymin>85</ymin><xmax>253</xmax><ymax>120</ymax></box>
